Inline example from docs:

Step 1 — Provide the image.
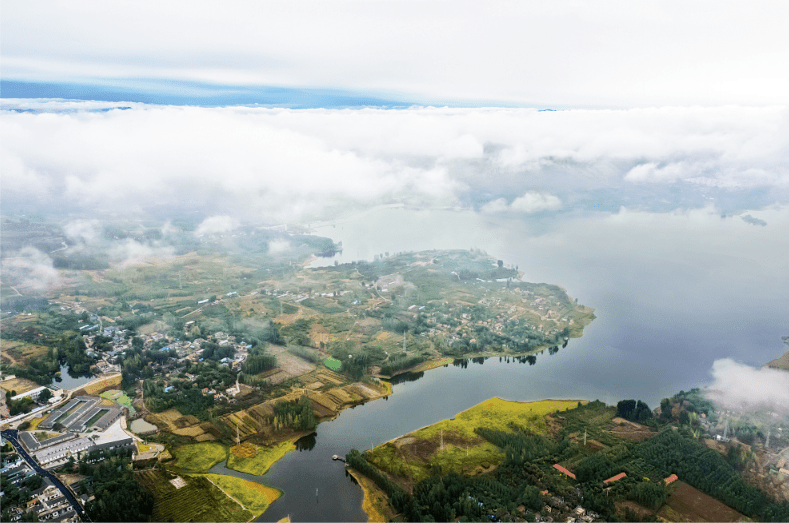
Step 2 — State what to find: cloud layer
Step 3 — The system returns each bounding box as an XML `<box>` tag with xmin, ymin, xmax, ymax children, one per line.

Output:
<box><xmin>706</xmin><ymin>358</ymin><xmax>789</xmax><ymax>415</ymax></box>
<box><xmin>3</xmin><ymin>1</ymin><xmax>789</xmax><ymax>107</ymax></box>
<box><xmin>2</xmin><ymin>103</ymin><xmax>788</xmax><ymax>223</ymax></box>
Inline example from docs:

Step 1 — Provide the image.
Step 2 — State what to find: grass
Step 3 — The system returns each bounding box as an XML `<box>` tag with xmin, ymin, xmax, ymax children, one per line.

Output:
<box><xmin>81</xmin><ymin>374</ymin><xmax>122</xmax><ymax>395</ymax></box>
<box><xmin>324</xmin><ymin>357</ymin><xmax>342</xmax><ymax>371</ymax></box>
<box><xmin>147</xmin><ymin>473</ymin><xmax>251</xmax><ymax>522</ymax></box>
<box><xmin>100</xmin><ymin>388</ymin><xmax>136</xmax><ymax>416</ymax></box>
<box><xmin>84</xmin><ymin>410</ymin><xmax>107</xmax><ymax>428</ymax></box>
<box><xmin>205</xmin><ymin>474</ymin><xmax>281</xmax><ymax>517</ymax></box>
<box><xmin>227</xmin><ymin>439</ymin><xmax>297</xmax><ymax>475</ymax></box>
<box><xmin>171</xmin><ymin>442</ymin><xmax>229</xmax><ymax>473</ymax></box>
<box><xmin>136</xmin><ymin>441</ymin><xmax>155</xmax><ymax>453</ymax></box>
<box><xmin>367</xmin><ymin>398</ymin><xmax>584</xmax><ymax>484</ymax></box>
<box><xmin>419</xmin><ymin>398</ymin><xmax>581</xmax><ymax>439</ymax></box>
<box><xmin>347</xmin><ymin>468</ymin><xmax>388</xmax><ymax>522</ymax></box>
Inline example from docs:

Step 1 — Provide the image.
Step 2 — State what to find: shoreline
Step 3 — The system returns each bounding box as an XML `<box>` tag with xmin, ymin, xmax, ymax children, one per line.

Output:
<box><xmin>345</xmin><ymin>467</ymin><xmax>388</xmax><ymax>522</ymax></box>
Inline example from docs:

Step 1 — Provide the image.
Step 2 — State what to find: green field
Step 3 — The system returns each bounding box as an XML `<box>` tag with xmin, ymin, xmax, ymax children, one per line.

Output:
<box><xmin>324</xmin><ymin>357</ymin><xmax>342</xmax><ymax>371</ymax></box>
<box><xmin>227</xmin><ymin>440</ymin><xmax>297</xmax><ymax>476</ymax></box>
<box><xmin>84</xmin><ymin>410</ymin><xmax>107</xmax><ymax>428</ymax></box>
<box><xmin>137</xmin><ymin>471</ymin><xmax>251</xmax><ymax>522</ymax></box>
<box><xmin>100</xmin><ymin>389</ymin><xmax>136</xmax><ymax>416</ymax></box>
<box><xmin>205</xmin><ymin>474</ymin><xmax>281</xmax><ymax>516</ymax></box>
<box><xmin>170</xmin><ymin>442</ymin><xmax>229</xmax><ymax>473</ymax></box>
<box><xmin>366</xmin><ymin>398</ymin><xmax>583</xmax><ymax>483</ymax></box>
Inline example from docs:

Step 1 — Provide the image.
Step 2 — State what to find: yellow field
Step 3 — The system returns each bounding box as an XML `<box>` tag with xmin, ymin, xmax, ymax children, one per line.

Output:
<box><xmin>410</xmin><ymin>357</ymin><xmax>455</xmax><ymax>373</ymax></box>
<box><xmin>173</xmin><ymin>426</ymin><xmax>206</xmax><ymax>437</ymax></box>
<box><xmin>0</xmin><ymin>376</ymin><xmax>40</xmax><ymax>395</ymax></box>
<box><xmin>204</xmin><ymin>474</ymin><xmax>281</xmax><ymax>517</ymax></box>
<box><xmin>80</xmin><ymin>374</ymin><xmax>122</xmax><ymax>395</ymax></box>
<box><xmin>137</xmin><ymin>441</ymin><xmax>155</xmax><ymax>453</ymax></box>
<box><xmin>347</xmin><ymin>469</ymin><xmax>388</xmax><ymax>522</ymax></box>
<box><xmin>367</xmin><ymin>398</ymin><xmax>585</xmax><ymax>483</ymax></box>
<box><xmin>171</xmin><ymin>442</ymin><xmax>228</xmax><ymax>473</ymax></box>
<box><xmin>418</xmin><ymin>398</ymin><xmax>584</xmax><ymax>440</ymax></box>
<box><xmin>227</xmin><ymin>439</ymin><xmax>297</xmax><ymax>476</ymax></box>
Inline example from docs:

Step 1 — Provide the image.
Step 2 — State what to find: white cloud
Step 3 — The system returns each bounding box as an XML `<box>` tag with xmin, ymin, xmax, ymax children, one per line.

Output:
<box><xmin>479</xmin><ymin>198</ymin><xmax>510</xmax><ymax>213</ymax></box>
<box><xmin>195</xmin><ymin>216</ymin><xmax>239</xmax><ymax>236</ymax></box>
<box><xmin>109</xmin><ymin>239</ymin><xmax>175</xmax><ymax>267</ymax></box>
<box><xmin>64</xmin><ymin>219</ymin><xmax>102</xmax><ymax>244</ymax></box>
<box><xmin>2</xmin><ymin>104</ymin><xmax>788</xmax><ymax>223</ymax></box>
<box><xmin>480</xmin><ymin>192</ymin><xmax>562</xmax><ymax>213</ymax></box>
<box><xmin>3</xmin><ymin>2</ymin><xmax>789</xmax><ymax>107</ymax></box>
<box><xmin>1</xmin><ymin>248</ymin><xmax>61</xmax><ymax>293</ymax></box>
<box><xmin>267</xmin><ymin>240</ymin><xmax>291</xmax><ymax>254</ymax></box>
<box><xmin>510</xmin><ymin>192</ymin><xmax>562</xmax><ymax>213</ymax></box>
<box><xmin>705</xmin><ymin>358</ymin><xmax>789</xmax><ymax>415</ymax></box>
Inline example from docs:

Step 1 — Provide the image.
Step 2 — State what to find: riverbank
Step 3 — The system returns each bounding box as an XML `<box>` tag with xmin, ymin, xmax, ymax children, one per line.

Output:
<box><xmin>346</xmin><ymin>468</ymin><xmax>389</xmax><ymax>522</ymax></box>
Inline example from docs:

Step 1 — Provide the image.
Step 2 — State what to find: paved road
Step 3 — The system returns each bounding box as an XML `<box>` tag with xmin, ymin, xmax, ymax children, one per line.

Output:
<box><xmin>1</xmin><ymin>429</ymin><xmax>89</xmax><ymax>522</ymax></box>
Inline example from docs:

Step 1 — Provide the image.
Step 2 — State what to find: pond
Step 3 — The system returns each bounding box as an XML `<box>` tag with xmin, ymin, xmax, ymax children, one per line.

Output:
<box><xmin>48</xmin><ymin>363</ymin><xmax>94</xmax><ymax>391</ymax></box>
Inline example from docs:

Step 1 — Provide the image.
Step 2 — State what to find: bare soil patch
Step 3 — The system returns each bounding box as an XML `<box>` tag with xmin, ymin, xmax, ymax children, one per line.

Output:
<box><xmin>611</xmin><ymin>417</ymin><xmax>656</xmax><ymax>441</ymax></box>
<box><xmin>265</xmin><ymin>345</ymin><xmax>316</xmax><ymax>382</ymax></box>
<box><xmin>657</xmin><ymin>481</ymin><xmax>747</xmax><ymax>522</ymax></box>
<box><xmin>0</xmin><ymin>376</ymin><xmax>40</xmax><ymax>395</ymax></box>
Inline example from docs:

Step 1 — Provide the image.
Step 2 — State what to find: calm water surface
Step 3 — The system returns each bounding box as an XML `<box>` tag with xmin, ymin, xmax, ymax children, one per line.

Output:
<box><xmin>210</xmin><ymin>206</ymin><xmax>789</xmax><ymax>522</ymax></box>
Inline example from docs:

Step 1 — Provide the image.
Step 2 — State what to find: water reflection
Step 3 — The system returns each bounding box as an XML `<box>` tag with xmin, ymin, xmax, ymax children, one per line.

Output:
<box><xmin>295</xmin><ymin>432</ymin><xmax>317</xmax><ymax>451</ymax></box>
<box><xmin>390</xmin><ymin>346</ymin><xmax>566</xmax><ymax>384</ymax></box>
<box><xmin>387</xmin><ymin>370</ymin><xmax>425</xmax><ymax>385</ymax></box>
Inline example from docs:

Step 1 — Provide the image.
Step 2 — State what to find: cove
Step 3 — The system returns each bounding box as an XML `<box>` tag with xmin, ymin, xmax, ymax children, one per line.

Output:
<box><xmin>210</xmin><ymin>348</ymin><xmax>594</xmax><ymax>522</ymax></box>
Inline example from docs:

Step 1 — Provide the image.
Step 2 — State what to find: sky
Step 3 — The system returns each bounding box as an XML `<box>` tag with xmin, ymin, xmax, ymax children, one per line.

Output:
<box><xmin>1</xmin><ymin>2</ymin><xmax>787</xmax><ymax>225</ymax></box>
<box><xmin>3</xmin><ymin>1</ymin><xmax>789</xmax><ymax>108</ymax></box>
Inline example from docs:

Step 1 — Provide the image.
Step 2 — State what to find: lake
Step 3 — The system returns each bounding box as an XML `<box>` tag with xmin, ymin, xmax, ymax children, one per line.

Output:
<box><xmin>212</xmin><ymin>205</ymin><xmax>789</xmax><ymax>521</ymax></box>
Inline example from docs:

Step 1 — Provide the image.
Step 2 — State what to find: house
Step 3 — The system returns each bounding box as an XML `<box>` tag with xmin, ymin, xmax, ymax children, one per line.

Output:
<box><xmin>663</xmin><ymin>473</ymin><xmax>678</xmax><ymax>486</ymax></box>
<box><xmin>553</xmin><ymin>464</ymin><xmax>576</xmax><ymax>479</ymax></box>
<box><xmin>603</xmin><ymin>472</ymin><xmax>627</xmax><ymax>484</ymax></box>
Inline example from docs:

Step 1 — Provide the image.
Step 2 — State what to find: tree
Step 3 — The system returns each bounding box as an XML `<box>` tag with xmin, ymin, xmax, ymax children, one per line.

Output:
<box><xmin>38</xmin><ymin>388</ymin><xmax>53</xmax><ymax>403</ymax></box>
<box><xmin>24</xmin><ymin>475</ymin><xmax>42</xmax><ymax>491</ymax></box>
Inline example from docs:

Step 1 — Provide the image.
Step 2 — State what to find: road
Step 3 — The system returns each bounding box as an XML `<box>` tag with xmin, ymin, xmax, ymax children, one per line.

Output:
<box><xmin>1</xmin><ymin>429</ymin><xmax>89</xmax><ymax>522</ymax></box>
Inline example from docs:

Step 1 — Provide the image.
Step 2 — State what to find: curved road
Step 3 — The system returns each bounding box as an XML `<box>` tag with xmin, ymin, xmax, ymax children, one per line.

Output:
<box><xmin>1</xmin><ymin>429</ymin><xmax>89</xmax><ymax>522</ymax></box>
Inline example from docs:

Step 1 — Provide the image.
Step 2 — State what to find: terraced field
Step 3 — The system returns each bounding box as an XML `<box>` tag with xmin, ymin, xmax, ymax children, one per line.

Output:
<box><xmin>136</xmin><ymin>470</ymin><xmax>258</xmax><ymax>522</ymax></box>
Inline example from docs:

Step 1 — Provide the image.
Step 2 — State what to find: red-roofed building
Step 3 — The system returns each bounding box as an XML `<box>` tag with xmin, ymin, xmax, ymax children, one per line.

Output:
<box><xmin>603</xmin><ymin>472</ymin><xmax>627</xmax><ymax>484</ymax></box>
<box><xmin>553</xmin><ymin>464</ymin><xmax>576</xmax><ymax>479</ymax></box>
<box><xmin>663</xmin><ymin>473</ymin><xmax>678</xmax><ymax>486</ymax></box>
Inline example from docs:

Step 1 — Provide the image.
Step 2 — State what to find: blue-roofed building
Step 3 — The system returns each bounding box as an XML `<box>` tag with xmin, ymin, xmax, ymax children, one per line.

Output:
<box><xmin>164</xmin><ymin>386</ymin><xmax>174</xmax><ymax>393</ymax></box>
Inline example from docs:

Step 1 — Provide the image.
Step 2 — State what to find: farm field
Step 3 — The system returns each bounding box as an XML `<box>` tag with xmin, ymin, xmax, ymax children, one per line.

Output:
<box><xmin>366</xmin><ymin>398</ymin><xmax>583</xmax><ymax>484</ymax></box>
<box><xmin>657</xmin><ymin>481</ymin><xmax>748</xmax><ymax>522</ymax></box>
<box><xmin>77</xmin><ymin>373</ymin><xmax>122</xmax><ymax>395</ymax></box>
<box><xmin>324</xmin><ymin>357</ymin><xmax>342</xmax><ymax>371</ymax></box>
<box><xmin>0</xmin><ymin>375</ymin><xmax>40</xmax><ymax>395</ymax></box>
<box><xmin>0</xmin><ymin>340</ymin><xmax>49</xmax><ymax>368</ymax></box>
<box><xmin>227</xmin><ymin>439</ymin><xmax>297</xmax><ymax>476</ymax></box>
<box><xmin>100</xmin><ymin>389</ymin><xmax>135</xmax><ymax>416</ymax></box>
<box><xmin>205</xmin><ymin>474</ymin><xmax>281</xmax><ymax>516</ymax></box>
<box><xmin>170</xmin><ymin>442</ymin><xmax>229</xmax><ymax>473</ymax></box>
<box><xmin>136</xmin><ymin>469</ymin><xmax>256</xmax><ymax>522</ymax></box>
